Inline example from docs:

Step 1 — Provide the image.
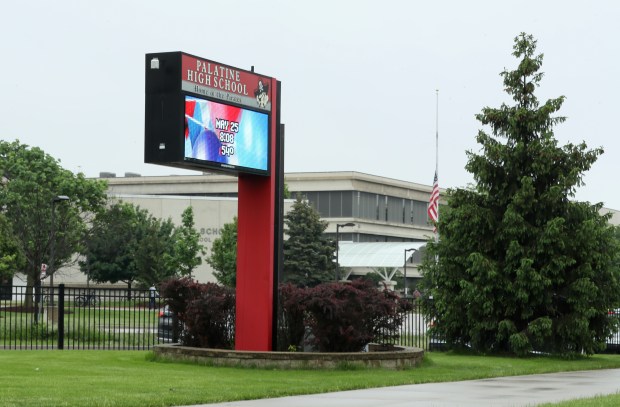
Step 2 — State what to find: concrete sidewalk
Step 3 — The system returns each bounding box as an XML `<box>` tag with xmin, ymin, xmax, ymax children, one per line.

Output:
<box><xmin>182</xmin><ymin>368</ymin><xmax>620</xmax><ymax>407</ymax></box>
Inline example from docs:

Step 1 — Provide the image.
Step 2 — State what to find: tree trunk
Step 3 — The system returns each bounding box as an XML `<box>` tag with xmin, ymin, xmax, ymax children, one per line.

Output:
<box><xmin>25</xmin><ymin>273</ymin><xmax>34</xmax><ymax>308</ymax></box>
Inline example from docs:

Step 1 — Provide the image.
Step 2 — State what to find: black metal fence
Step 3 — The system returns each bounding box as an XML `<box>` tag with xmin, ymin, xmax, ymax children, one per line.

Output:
<box><xmin>392</xmin><ymin>300</ymin><xmax>436</xmax><ymax>350</ymax></box>
<box><xmin>2</xmin><ymin>285</ymin><xmax>618</xmax><ymax>353</ymax></box>
<box><xmin>0</xmin><ymin>285</ymin><xmax>166</xmax><ymax>350</ymax></box>
<box><xmin>386</xmin><ymin>300</ymin><xmax>620</xmax><ymax>354</ymax></box>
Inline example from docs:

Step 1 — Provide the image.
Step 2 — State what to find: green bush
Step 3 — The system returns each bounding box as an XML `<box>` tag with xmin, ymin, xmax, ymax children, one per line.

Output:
<box><xmin>0</xmin><ymin>322</ymin><xmax>56</xmax><ymax>341</ymax></box>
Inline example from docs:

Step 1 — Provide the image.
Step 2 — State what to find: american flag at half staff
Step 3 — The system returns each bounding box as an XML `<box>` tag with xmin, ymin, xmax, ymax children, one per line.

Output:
<box><xmin>428</xmin><ymin>170</ymin><xmax>439</xmax><ymax>232</ymax></box>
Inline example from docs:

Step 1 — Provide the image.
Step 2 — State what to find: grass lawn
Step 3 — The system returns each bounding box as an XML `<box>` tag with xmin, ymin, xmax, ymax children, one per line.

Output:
<box><xmin>1</xmin><ymin>350</ymin><xmax>620</xmax><ymax>407</ymax></box>
<box><xmin>541</xmin><ymin>393</ymin><xmax>620</xmax><ymax>407</ymax></box>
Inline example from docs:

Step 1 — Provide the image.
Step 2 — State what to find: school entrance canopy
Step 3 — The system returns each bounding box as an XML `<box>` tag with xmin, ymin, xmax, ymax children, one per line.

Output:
<box><xmin>337</xmin><ymin>241</ymin><xmax>427</xmax><ymax>289</ymax></box>
<box><xmin>337</xmin><ymin>241</ymin><xmax>427</xmax><ymax>268</ymax></box>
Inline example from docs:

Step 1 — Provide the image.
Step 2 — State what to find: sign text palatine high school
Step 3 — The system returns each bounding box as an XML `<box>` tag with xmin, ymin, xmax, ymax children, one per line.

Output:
<box><xmin>186</xmin><ymin>60</ymin><xmax>248</xmax><ymax>96</ymax></box>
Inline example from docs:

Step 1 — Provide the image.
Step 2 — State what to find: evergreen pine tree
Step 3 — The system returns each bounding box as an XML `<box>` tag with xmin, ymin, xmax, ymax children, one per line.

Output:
<box><xmin>421</xmin><ymin>33</ymin><xmax>620</xmax><ymax>355</ymax></box>
<box><xmin>283</xmin><ymin>195</ymin><xmax>336</xmax><ymax>287</ymax></box>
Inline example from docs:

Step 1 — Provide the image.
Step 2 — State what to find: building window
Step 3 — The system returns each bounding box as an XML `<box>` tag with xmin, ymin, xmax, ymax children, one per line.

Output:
<box><xmin>296</xmin><ymin>190</ymin><xmax>428</xmax><ymax>227</ymax></box>
<box><xmin>410</xmin><ymin>200</ymin><xmax>427</xmax><ymax>226</ymax></box>
<box><xmin>294</xmin><ymin>191</ymin><xmax>355</xmax><ymax>219</ymax></box>
<box><xmin>387</xmin><ymin>196</ymin><xmax>402</xmax><ymax>223</ymax></box>
<box><xmin>342</xmin><ymin>191</ymin><xmax>353</xmax><ymax>217</ymax></box>
<box><xmin>317</xmin><ymin>191</ymin><xmax>330</xmax><ymax>217</ymax></box>
<box><xmin>355</xmin><ymin>192</ymin><xmax>376</xmax><ymax>220</ymax></box>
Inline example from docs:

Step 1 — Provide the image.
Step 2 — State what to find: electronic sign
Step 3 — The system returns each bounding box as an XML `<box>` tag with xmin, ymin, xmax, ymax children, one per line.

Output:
<box><xmin>145</xmin><ymin>52</ymin><xmax>275</xmax><ymax>176</ymax></box>
<box><xmin>184</xmin><ymin>96</ymin><xmax>269</xmax><ymax>173</ymax></box>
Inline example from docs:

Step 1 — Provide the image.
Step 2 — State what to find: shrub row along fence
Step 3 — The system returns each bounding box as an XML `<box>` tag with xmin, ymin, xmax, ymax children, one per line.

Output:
<box><xmin>0</xmin><ymin>285</ymin><xmax>166</xmax><ymax>350</ymax></box>
<box><xmin>2</xmin><ymin>284</ymin><xmax>617</xmax><ymax>352</ymax></box>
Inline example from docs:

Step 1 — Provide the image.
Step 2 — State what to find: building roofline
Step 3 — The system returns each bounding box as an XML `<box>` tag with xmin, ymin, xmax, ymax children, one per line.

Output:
<box><xmin>99</xmin><ymin>170</ymin><xmax>436</xmax><ymax>191</ymax></box>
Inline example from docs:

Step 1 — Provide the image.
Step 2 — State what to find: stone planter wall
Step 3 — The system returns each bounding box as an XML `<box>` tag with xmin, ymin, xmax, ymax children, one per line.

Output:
<box><xmin>153</xmin><ymin>344</ymin><xmax>424</xmax><ymax>370</ymax></box>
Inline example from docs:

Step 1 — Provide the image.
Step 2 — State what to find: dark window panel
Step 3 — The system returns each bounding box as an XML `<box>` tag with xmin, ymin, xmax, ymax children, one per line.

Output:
<box><xmin>342</xmin><ymin>191</ymin><xmax>353</xmax><ymax>217</ymax></box>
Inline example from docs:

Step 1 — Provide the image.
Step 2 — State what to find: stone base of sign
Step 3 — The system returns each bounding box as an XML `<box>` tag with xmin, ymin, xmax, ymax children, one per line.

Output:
<box><xmin>153</xmin><ymin>343</ymin><xmax>424</xmax><ymax>370</ymax></box>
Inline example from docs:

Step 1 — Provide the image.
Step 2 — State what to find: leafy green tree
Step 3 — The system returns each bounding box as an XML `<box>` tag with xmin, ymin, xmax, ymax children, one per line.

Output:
<box><xmin>420</xmin><ymin>33</ymin><xmax>620</xmax><ymax>356</ymax></box>
<box><xmin>206</xmin><ymin>217</ymin><xmax>237</xmax><ymax>287</ymax></box>
<box><xmin>133</xmin><ymin>213</ymin><xmax>177</xmax><ymax>286</ymax></box>
<box><xmin>282</xmin><ymin>195</ymin><xmax>336</xmax><ymax>287</ymax></box>
<box><xmin>0</xmin><ymin>213</ymin><xmax>25</xmax><ymax>280</ymax></box>
<box><xmin>80</xmin><ymin>202</ymin><xmax>141</xmax><ymax>291</ymax></box>
<box><xmin>81</xmin><ymin>202</ymin><xmax>178</xmax><ymax>290</ymax></box>
<box><xmin>168</xmin><ymin>206</ymin><xmax>205</xmax><ymax>278</ymax></box>
<box><xmin>0</xmin><ymin>140</ymin><xmax>107</xmax><ymax>305</ymax></box>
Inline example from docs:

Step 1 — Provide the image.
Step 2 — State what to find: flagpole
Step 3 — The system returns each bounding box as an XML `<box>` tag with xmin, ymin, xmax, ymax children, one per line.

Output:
<box><xmin>435</xmin><ymin>89</ymin><xmax>439</xmax><ymax>242</ymax></box>
<box><xmin>435</xmin><ymin>89</ymin><xmax>439</xmax><ymax>182</ymax></box>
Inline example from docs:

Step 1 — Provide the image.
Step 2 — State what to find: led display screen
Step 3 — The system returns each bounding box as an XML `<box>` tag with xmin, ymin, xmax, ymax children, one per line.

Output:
<box><xmin>184</xmin><ymin>96</ymin><xmax>269</xmax><ymax>174</ymax></box>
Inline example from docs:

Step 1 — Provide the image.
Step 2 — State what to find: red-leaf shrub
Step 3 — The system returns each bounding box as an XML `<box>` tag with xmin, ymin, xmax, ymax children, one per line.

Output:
<box><xmin>278</xmin><ymin>283</ymin><xmax>309</xmax><ymax>351</ymax></box>
<box><xmin>183</xmin><ymin>283</ymin><xmax>235</xmax><ymax>348</ymax></box>
<box><xmin>160</xmin><ymin>278</ymin><xmax>235</xmax><ymax>348</ymax></box>
<box><xmin>282</xmin><ymin>279</ymin><xmax>412</xmax><ymax>352</ymax></box>
<box><xmin>159</xmin><ymin>277</ymin><xmax>206</xmax><ymax>318</ymax></box>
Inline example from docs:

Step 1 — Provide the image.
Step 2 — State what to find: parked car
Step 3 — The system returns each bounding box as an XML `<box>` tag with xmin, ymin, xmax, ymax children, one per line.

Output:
<box><xmin>157</xmin><ymin>305</ymin><xmax>176</xmax><ymax>342</ymax></box>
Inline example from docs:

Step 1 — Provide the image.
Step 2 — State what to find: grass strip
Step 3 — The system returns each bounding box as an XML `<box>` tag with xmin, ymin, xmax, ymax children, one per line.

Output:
<box><xmin>0</xmin><ymin>350</ymin><xmax>620</xmax><ymax>407</ymax></box>
<box><xmin>540</xmin><ymin>393</ymin><xmax>620</xmax><ymax>406</ymax></box>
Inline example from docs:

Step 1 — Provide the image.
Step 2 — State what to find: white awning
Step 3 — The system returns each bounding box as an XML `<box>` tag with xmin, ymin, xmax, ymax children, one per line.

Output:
<box><xmin>337</xmin><ymin>241</ymin><xmax>426</xmax><ymax>268</ymax></box>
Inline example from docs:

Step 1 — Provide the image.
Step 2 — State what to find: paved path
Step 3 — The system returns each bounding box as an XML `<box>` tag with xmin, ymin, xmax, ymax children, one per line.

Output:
<box><xmin>181</xmin><ymin>368</ymin><xmax>620</xmax><ymax>407</ymax></box>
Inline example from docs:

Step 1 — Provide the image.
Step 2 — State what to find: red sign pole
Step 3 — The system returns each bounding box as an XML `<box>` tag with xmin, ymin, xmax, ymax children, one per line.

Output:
<box><xmin>236</xmin><ymin>77</ymin><xmax>279</xmax><ymax>351</ymax></box>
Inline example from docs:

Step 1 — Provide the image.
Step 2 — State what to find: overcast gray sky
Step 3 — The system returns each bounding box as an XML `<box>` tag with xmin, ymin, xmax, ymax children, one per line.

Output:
<box><xmin>1</xmin><ymin>1</ymin><xmax>618</xmax><ymax>208</ymax></box>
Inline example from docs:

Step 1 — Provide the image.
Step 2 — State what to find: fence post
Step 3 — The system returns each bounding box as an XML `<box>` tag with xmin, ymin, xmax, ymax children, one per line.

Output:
<box><xmin>57</xmin><ymin>284</ymin><xmax>65</xmax><ymax>350</ymax></box>
<box><xmin>172</xmin><ymin>314</ymin><xmax>179</xmax><ymax>343</ymax></box>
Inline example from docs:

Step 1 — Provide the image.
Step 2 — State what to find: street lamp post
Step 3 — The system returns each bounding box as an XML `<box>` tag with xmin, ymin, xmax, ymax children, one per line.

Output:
<box><xmin>335</xmin><ymin>222</ymin><xmax>355</xmax><ymax>281</ymax></box>
<box><xmin>403</xmin><ymin>248</ymin><xmax>417</xmax><ymax>297</ymax></box>
<box><xmin>50</xmin><ymin>195</ymin><xmax>70</xmax><ymax>306</ymax></box>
